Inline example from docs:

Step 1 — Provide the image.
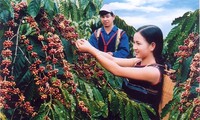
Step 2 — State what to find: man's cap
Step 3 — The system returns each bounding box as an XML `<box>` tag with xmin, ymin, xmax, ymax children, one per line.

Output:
<box><xmin>99</xmin><ymin>4</ymin><xmax>114</xmax><ymax>15</ymax></box>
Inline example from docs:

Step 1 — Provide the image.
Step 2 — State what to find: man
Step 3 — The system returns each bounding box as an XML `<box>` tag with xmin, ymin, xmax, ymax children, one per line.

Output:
<box><xmin>89</xmin><ymin>4</ymin><xmax>130</xmax><ymax>58</ymax></box>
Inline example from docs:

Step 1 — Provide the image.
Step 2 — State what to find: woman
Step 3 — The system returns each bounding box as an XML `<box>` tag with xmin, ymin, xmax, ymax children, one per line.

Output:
<box><xmin>76</xmin><ymin>25</ymin><xmax>165</xmax><ymax>120</ymax></box>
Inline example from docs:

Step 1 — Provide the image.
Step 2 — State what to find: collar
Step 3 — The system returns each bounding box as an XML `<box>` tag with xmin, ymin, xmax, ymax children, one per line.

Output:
<box><xmin>101</xmin><ymin>25</ymin><xmax>118</xmax><ymax>33</ymax></box>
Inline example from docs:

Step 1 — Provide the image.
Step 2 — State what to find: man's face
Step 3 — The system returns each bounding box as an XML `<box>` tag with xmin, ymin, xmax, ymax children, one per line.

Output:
<box><xmin>100</xmin><ymin>13</ymin><xmax>115</xmax><ymax>27</ymax></box>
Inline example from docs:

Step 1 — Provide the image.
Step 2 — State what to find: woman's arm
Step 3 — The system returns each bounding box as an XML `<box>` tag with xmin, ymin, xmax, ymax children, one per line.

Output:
<box><xmin>92</xmin><ymin>47</ymin><xmax>141</xmax><ymax>67</ymax></box>
<box><xmin>96</xmin><ymin>52</ymin><xmax>160</xmax><ymax>85</ymax></box>
<box><xmin>76</xmin><ymin>39</ymin><xmax>160</xmax><ymax>85</ymax></box>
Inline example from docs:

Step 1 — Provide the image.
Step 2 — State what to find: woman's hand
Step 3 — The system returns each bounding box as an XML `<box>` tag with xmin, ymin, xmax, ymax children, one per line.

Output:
<box><xmin>75</xmin><ymin>39</ymin><xmax>93</xmax><ymax>53</ymax></box>
<box><xmin>107</xmin><ymin>52</ymin><xmax>113</xmax><ymax>56</ymax></box>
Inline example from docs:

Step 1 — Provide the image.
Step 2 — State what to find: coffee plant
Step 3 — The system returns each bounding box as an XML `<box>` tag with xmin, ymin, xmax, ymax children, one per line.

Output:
<box><xmin>1</xmin><ymin>0</ymin><xmax>199</xmax><ymax>120</ymax></box>
<box><xmin>162</xmin><ymin>33</ymin><xmax>199</xmax><ymax>120</ymax></box>
<box><xmin>161</xmin><ymin>10</ymin><xmax>199</xmax><ymax>120</ymax></box>
<box><xmin>0</xmin><ymin>1</ymin><xmax>153</xmax><ymax>120</ymax></box>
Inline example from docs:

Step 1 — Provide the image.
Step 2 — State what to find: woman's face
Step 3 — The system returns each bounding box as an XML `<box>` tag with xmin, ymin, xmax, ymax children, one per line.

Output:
<box><xmin>133</xmin><ymin>32</ymin><xmax>154</xmax><ymax>59</ymax></box>
<box><xmin>100</xmin><ymin>14</ymin><xmax>115</xmax><ymax>27</ymax></box>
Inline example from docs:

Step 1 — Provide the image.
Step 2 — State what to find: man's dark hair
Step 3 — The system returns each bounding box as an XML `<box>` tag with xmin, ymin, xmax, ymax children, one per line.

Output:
<box><xmin>99</xmin><ymin>11</ymin><xmax>114</xmax><ymax>17</ymax></box>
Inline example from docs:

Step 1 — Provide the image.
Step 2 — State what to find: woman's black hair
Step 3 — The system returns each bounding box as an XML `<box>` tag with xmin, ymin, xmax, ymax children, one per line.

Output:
<box><xmin>137</xmin><ymin>25</ymin><xmax>165</xmax><ymax>65</ymax></box>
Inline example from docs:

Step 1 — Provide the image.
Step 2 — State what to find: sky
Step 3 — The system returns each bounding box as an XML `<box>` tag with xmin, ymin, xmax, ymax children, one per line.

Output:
<box><xmin>103</xmin><ymin>0</ymin><xmax>199</xmax><ymax>37</ymax></box>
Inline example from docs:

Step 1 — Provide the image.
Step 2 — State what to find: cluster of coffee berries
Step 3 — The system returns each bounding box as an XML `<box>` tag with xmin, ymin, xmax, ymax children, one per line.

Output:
<box><xmin>174</xmin><ymin>33</ymin><xmax>198</xmax><ymax>60</ymax></box>
<box><xmin>75</xmin><ymin>53</ymin><xmax>98</xmax><ymax>79</ymax></box>
<box><xmin>78</xmin><ymin>101</ymin><xmax>89</xmax><ymax>113</ymax></box>
<box><xmin>73</xmin><ymin>52</ymin><xmax>107</xmax><ymax>87</ymax></box>
<box><xmin>1</xmin><ymin>1</ymin><xmax>81</xmax><ymax>118</ymax></box>
<box><xmin>53</xmin><ymin>14</ymin><xmax>78</xmax><ymax>41</ymax></box>
<box><xmin>167</xmin><ymin>33</ymin><xmax>199</xmax><ymax>80</ymax></box>
<box><xmin>189</xmin><ymin>53</ymin><xmax>200</xmax><ymax>79</ymax></box>
<box><xmin>63</xmin><ymin>60</ymin><xmax>73</xmax><ymax>79</ymax></box>
<box><xmin>63</xmin><ymin>80</ymin><xmax>78</xmax><ymax>94</ymax></box>
<box><xmin>24</xmin><ymin>16</ymin><xmax>40</xmax><ymax>35</ymax></box>
<box><xmin>164</xmin><ymin>33</ymin><xmax>199</xmax><ymax>119</ymax></box>
<box><xmin>4</xmin><ymin>30</ymin><xmax>14</xmax><ymax>38</ymax></box>
<box><xmin>178</xmin><ymin>53</ymin><xmax>200</xmax><ymax>116</ymax></box>
<box><xmin>0</xmin><ymin>78</ymin><xmax>17</xmax><ymax>109</ymax></box>
<box><xmin>0</xmin><ymin>2</ymin><xmax>37</xmax><ymax>117</ymax></box>
<box><xmin>191</xmin><ymin>101</ymin><xmax>200</xmax><ymax>120</ymax></box>
<box><xmin>74</xmin><ymin>54</ymin><xmax>96</xmax><ymax>80</ymax></box>
<box><xmin>22</xmin><ymin>10</ymin><xmax>80</xmax><ymax>109</ymax></box>
<box><xmin>12</xmin><ymin>1</ymin><xmax>27</xmax><ymax>20</ymax></box>
<box><xmin>7</xmin><ymin>20</ymin><xmax>15</xmax><ymax>27</ymax></box>
<box><xmin>38</xmin><ymin>11</ymin><xmax>51</xmax><ymax>31</ymax></box>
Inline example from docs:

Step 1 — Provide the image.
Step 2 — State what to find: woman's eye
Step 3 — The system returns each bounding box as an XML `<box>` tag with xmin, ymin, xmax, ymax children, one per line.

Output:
<box><xmin>136</xmin><ymin>42</ymin><xmax>140</xmax><ymax>45</ymax></box>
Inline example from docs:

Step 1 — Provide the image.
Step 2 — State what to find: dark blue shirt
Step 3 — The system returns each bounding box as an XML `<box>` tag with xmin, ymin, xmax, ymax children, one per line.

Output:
<box><xmin>89</xmin><ymin>26</ymin><xmax>130</xmax><ymax>58</ymax></box>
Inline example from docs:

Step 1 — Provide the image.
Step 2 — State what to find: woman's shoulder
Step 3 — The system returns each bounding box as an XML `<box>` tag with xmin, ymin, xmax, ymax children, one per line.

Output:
<box><xmin>146</xmin><ymin>63</ymin><xmax>166</xmax><ymax>75</ymax></box>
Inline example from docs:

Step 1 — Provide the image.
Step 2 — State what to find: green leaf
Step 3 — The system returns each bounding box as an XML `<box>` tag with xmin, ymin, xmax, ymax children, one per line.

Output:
<box><xmin>141</xmin><ymin>103</ymin><xmax>155</xmax><ymax>115</ymax></box>
<box><xmin>85</xmin><ymin>1</ymin><xmax>96</xmax><ymax>19</ymax></box>
<box><xmin>118</xmin><ymin>97</ymin><xmax>125</xmax><ymax>120</ymax></box>
<box><xmin>0</xmin><ymin>0</ymin><xmax>14</xmax><ymax>23</ymax></box>
<box><xmin>59</xmin><ymin>0</ymin><xmax>69</xmax><ymax>18</ymax></box>
<box><xmin>130</xmin><ymin>101</ymin><xmax>139</xmax><ymax>119</ymax></box>
<box><xmin>52</xmin><ymin>100</ymin><xmax>70</xmax><ymax>119</ymax></box>
<box><xmin>32</xmin><ymin>103</ymin><xmax>48</xmax><ymax>120</ymax></box>
<box><xmin>84</xmin><ymin>82</ymin><xmax>94</xmax><ymax>101</ymax></box>
<box><xmin>125</xmin><ymin>101</ymin><xmax>133</xmax><ymax>120</ymax></box>
<box><xmin>79</xmin><ymin>0</ymin><xmax>90</xmax><ymax>10</ymax></box>
<box><xmin>43</xmin><ymin>0</ymin><xmax>58</xmax><ymax>18</ymax></box>
<box><xmin>91</xmin><ymin>101</ymin><xmax>108</xmax><ymax>118</ymax></box>
<box><xmin>108</xmin><ymin>92</ymin><xmax>119</xmax><ymax>115</ymax></box>
<box><xmin>70</xmin><ymin>2</ymin><xmax>79</xmax><ymax>21</ymax></box>
<box><xmin>20</xmin><ymin>23</ymin><xmax>36</xmax><ymax>36</ymax></box>
<box><xmin>0</xmin><ymin>10</ymin><xmax>12</xmax><ymax>23</ymax></box>
<box><xmin>62</xmin><ymin>38</ymin><xmax>74</xmax><ymax>63</ymax></box>
<box><xmin>60</xmin><ymin>88</ymin><xmax>76</xmax><ymax>119</ymax></box>
<box><xmin>180</xmin><ymin>57</ymin><xmax>192</xmax><ymax>82</ymax></box>
<box><xmin>173</xmin><ymin>86</ymin><xmax>182</xmax><ymax>97</ymax></box>
<box><xmin>183</xmin><ymin>13</ymin><xmax>197</xmax><ymax>35</ymax></box>
<box><xmin>92</xmin><ymin>87</ymin><xmax>103</xmax><ymax>101</ymax></box>
<box><xmin>114</xmin><ymin>16</ymin><xmax>136</xmax><ymax>37</ymax></box>
<box><xmin>139</xmin><ymin>104</ymin><xmax>150</xmax><ymax>120</ymax></box>
<box><xmin>0</xmin><ymin>24</ymin><xmax>6</xmax><ymax>39</ymax></box>
<box><xmin>161</xmin><ymin>98</ymin><xmax>179</xmax><ymax>119</ymax></box>
<box><xmin>171</xmin><ymin>12</ymin><xmax>189</xmax><ymax>25</ymax></box>
<box><xmin>61</xmin><ymin>87</ymin><xmax>71</xmax><ymax>102</ymax></box>
<box><xmin>27</xmin><ymin>0</ymin><xmax>41</xmax><ymax>18</ymax></box>
<box><xmin>180</xmin><ymin>106</ymin><xmax>194</xmax><ymax>120</ymax></box>
<box><xmin>168</xmin><ymin>105</ymin><xmax>180</xmax><ymax>120</ymax></box>
<box><xmin>101</xmin><ymin>102</ymin><xmax>108</xmax><ymax>117</ymax></box>
<box><xmin>24</xmin><ymin>79</ymin><xmax>36</xmax><ymax>101</ymax></box>
<box><xmin>13</xmin><ymin>54</ymin><xmax>30</xmax><ymax>85</ymax></box>
<box><xmin>68</xmin><ymin>94</ymin><xmax>76</xmax><ymax>119</ymax></box>
<box><xmin>172</xmin><ymin>57</ymin><xmax>182</xmax><ymax>70</ymax></box>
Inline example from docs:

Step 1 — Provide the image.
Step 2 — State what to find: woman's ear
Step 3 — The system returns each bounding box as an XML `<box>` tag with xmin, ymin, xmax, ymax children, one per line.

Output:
<box><xmin>150</xmin><ymin>42</ymin><xmax>156</xmax><ymax>51</ymax></box>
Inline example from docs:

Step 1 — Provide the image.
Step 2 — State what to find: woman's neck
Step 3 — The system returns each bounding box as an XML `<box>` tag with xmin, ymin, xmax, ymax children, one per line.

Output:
<box><xmin>140</xmin><ymin>55</ymin><xmax>156</xmax><ymax>66</ymax></box>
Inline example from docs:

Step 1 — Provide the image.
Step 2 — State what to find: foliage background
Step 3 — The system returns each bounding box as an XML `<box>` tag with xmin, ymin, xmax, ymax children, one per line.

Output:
<box><xmin>0</xmin><ymin>0</ymin><xmax>199</xmax><ymax>120</ymax></box>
